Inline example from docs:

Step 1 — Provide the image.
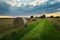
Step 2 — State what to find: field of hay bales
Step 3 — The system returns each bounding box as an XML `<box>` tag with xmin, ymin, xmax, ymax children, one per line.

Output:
<box><xmin>0</xmin><ymin>18</ymin><xmax>60</xmax><ymax>40</ymax></box>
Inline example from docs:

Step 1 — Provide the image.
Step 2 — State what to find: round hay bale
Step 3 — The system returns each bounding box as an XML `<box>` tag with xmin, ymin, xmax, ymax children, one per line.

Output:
<box><xmin>13</xmin><ymin>17</ymin><xmax>27</xmax><ymax>28</ymax></box>
<box><xmin>31</xmin><ymin>18</ymin><xmax>36</xmax><ymax>21</ymax></box>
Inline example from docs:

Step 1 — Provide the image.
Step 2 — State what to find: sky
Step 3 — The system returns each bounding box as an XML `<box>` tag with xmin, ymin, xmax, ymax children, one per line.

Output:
<box><xmin>0</xmin><ymin>0</ymin><xmax>60</xmax><ymax>16</ymax></box>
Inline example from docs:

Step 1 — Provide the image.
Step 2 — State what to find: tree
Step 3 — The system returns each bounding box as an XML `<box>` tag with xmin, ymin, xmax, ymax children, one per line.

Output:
<box><xmin>30</xmin><ymin>15</ymin><xmax>34</xmax><ymax>18</ymax></box>
<box><xmin>40</xmin><ymin>15</ymin><xmax>46</xmax><ymax>18</ymax></box>
<box><xmin>50</xmin><ymin>16</ymin><xmax>54</xmax><ymax>18</ymax></box>
<box><xmin>42</xmin><ymin>15</ymin><xmax>46</xmax><ymax>18</ymax></box>
<box><xmin>55</xmin><ymin>16</ymin><xmax>60</xmax><ymax>18</ymax></box>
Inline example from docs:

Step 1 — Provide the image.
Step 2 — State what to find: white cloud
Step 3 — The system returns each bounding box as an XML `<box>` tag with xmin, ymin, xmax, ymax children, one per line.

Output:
<box><xmin>29</xmin><ymin>0</ymin><xmax>48</xmax><ymax>6</ymax></box>
<box><xmin>1</xmin><ymin>0</ymin><xmax>60</xmax><ymax>7</ymax></box>
<box><xmin>4</xmin><ymin>0</ymin><xmax>48</xmax><ymax>7</ymax></box>
<box><xmin>48</xmin><ymin>0</ymin><xmax>60</xmax><ymax>4</ymax></box>
<box><xmin>55</xmin><ymin>0</ymin><xmax>60</xmax><ymax>2</ymax></box>
<box><xmin>48</xmin><ymin>1</ymin><xmax>55</xmax><ymax>4</ymax></box>
<box><xmin>2</xmin><ymin>0</ymin><xmax>21</xmax><ymax>7</ymax></box>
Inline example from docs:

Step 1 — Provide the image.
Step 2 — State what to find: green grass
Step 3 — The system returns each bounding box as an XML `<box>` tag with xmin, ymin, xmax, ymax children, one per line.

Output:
<box><xmin>40</xmin><ymin>19</ymin><xmax>60</xmax><ymax>40</ymax></box>
<box><xmin>0</xmin><ymin>18</ymin><xmax>60</xmax><ymax>40</ymax></box>
<box><xmin>20</xmin><ymin>19</ymin><xmax>45</xmax><ymax>40</ymax></box>
<box><xmin>0</xmin><ymin>19</ymin><xmax>41</xmax><ymax>40</ymax></box>
<box><xmin>20</xmin><ymin>19</ymin><xmax>60</xmax><ymax>40</ymax></box>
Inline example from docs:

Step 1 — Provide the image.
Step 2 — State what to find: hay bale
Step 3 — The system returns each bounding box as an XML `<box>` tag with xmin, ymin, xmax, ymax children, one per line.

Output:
<box><xmin>13</xmin><ymin>17</ymin><xmax>27</xmax><ymax>28</ymax></box>
<box><xmin>31</xmin><ymin>18</ymin><xmax>36</xmax><ymax>21</ymax></box>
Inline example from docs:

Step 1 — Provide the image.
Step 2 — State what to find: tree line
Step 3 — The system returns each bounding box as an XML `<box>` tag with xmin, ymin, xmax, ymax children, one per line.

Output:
<box><xmin>30</xmin><ymin>15</ymin><xmax>60</xmax><ymax>18</ymax></box>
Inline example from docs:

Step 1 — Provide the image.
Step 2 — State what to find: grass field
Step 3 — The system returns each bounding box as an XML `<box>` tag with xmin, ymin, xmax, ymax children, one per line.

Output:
<box><xmin>0</xmin><ymin>18</ymin><xmax>60</xmax><ymax>40</ymax></box>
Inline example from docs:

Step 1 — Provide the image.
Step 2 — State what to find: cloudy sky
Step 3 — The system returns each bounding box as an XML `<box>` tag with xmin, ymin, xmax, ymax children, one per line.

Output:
<box><xmin>0</xmin><ymin>0</ymin><xmax>60</xmax><ymax>16</ymax></box>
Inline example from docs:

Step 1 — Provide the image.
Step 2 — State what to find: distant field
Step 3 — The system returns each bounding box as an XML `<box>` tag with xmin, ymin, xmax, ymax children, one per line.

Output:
<box><xmin>0</xmin><ymin>18</ymin><xmax>60</xmax><ymax>40</ymax></box>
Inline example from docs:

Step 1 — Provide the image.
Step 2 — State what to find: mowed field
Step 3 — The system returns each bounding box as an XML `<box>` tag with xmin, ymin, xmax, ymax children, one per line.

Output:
<box><xmin>0</xmin><ymin>18</ymin><xmax>60</xmax><ymax>40</ymax></box>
